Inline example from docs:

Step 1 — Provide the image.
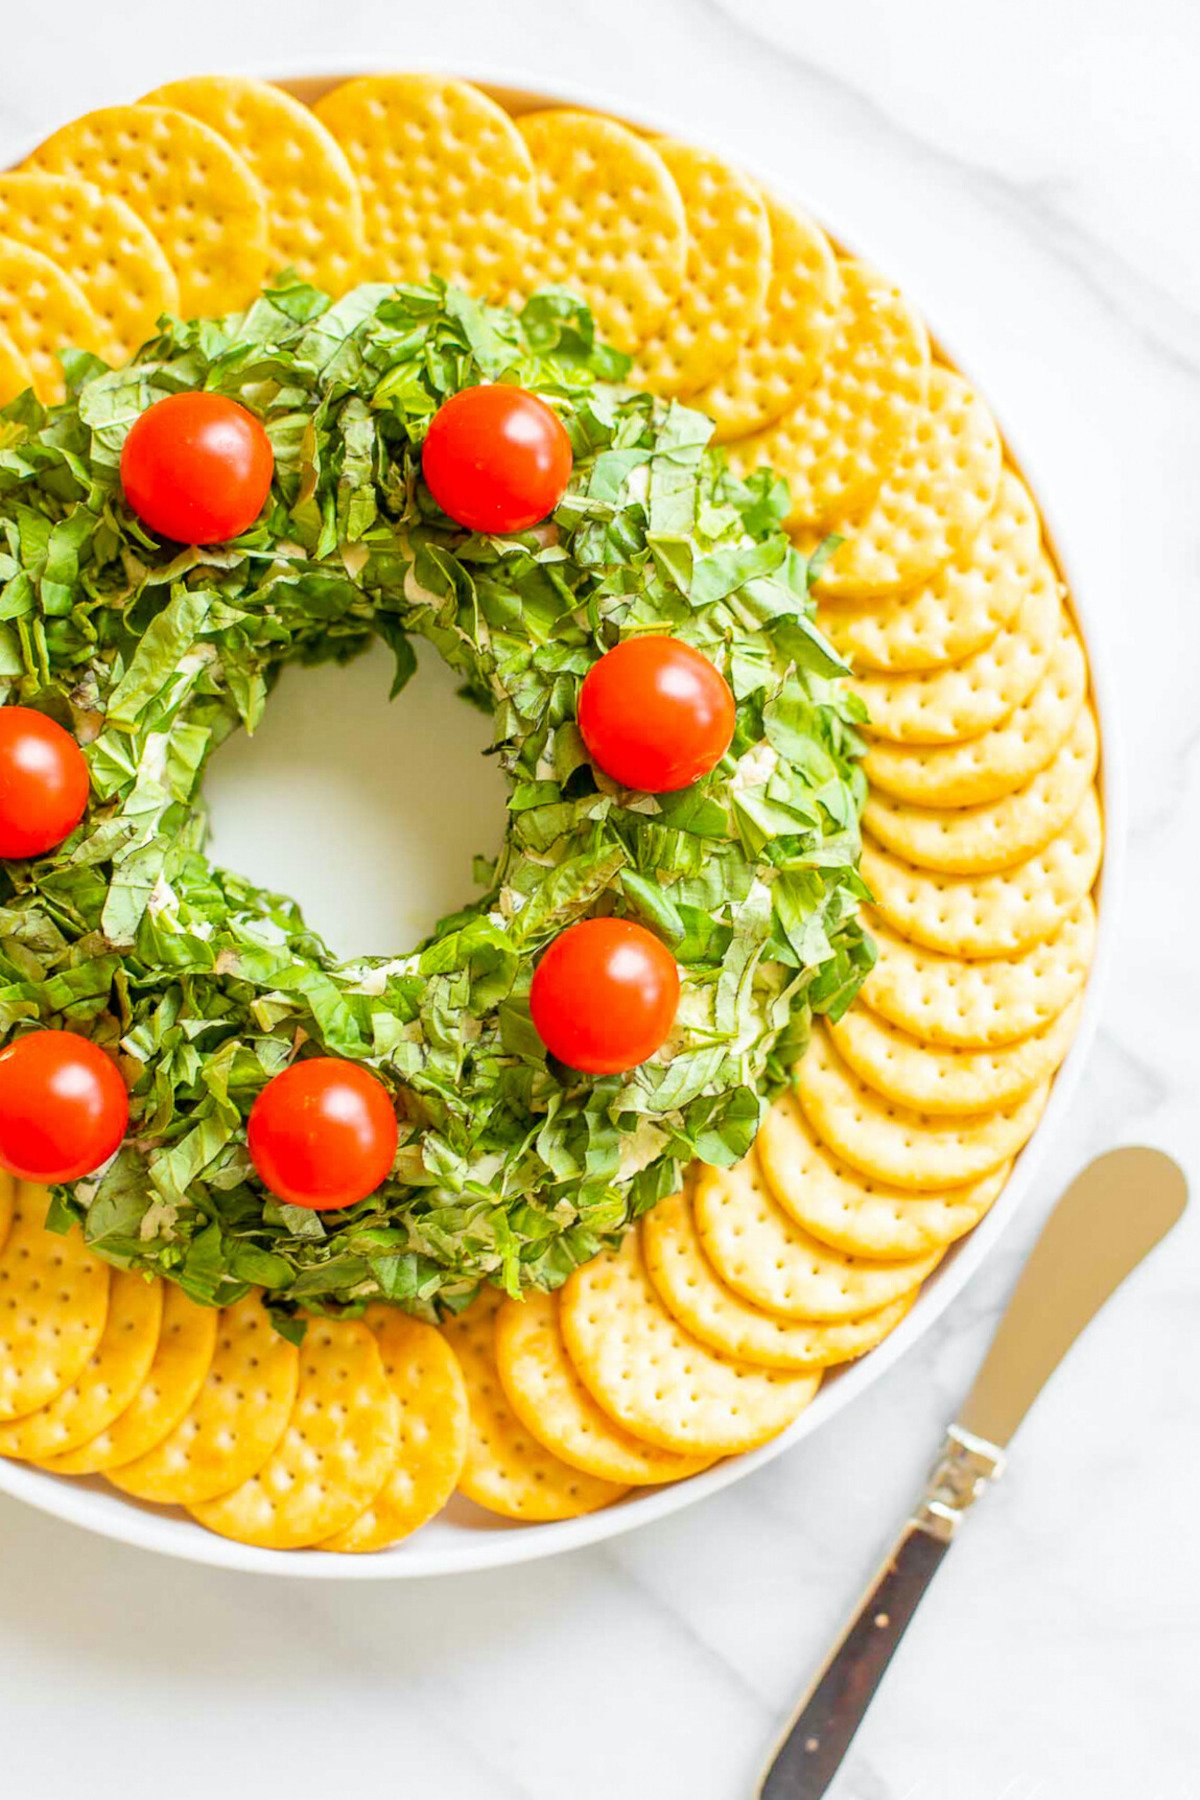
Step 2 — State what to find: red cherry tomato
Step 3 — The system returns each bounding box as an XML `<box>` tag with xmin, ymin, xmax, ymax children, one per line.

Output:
<box><xmin>247</xmin><ymin>1057</ymin><xmax>398</xmax><ymax>1211</ymax></box>
<box><xmin>529</xmin><ymin>917</ymin><xmax>680</xmax><ymax>1075</ymax></box>
<box><xmin>0</xmin><ymin>708</ymin><xmax>89</xmax><ymax>858</ymax></box>
<box><xmin>120</xmin><ymin>391</ymin><xmax>274</xmax><ymax>545</ymax></box>
<box><xmin>578</xmin><ymin>636</ymin><xmax>736</xmax><ymax>793</ymax></box>
<box><xmin>422</xmin><ymin>383</ymin><xmax>573</xmax><ymax>534</ymax></box>
<box><xmin>0</xmin><ymin>1030</ymin><xmax>129</xmax><ymax>1182</ymax></box>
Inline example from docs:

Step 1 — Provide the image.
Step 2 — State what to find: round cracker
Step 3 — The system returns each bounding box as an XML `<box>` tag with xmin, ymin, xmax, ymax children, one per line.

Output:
<box><xmin>0</xmin><ymin>1173</ymin><xmax>13</xmax><ymax>1255</ymax></box>
<box><xmin>861</xmin><ymin>789</ymin><xmax>1103</xmax><ymax>959</ymax></box>
<box><xmin>107</xmin><ymin>1292</ymin><xmax>298</xmax><ymax>1505</ymax></box>
<box><xmin>864</xmin><ymin>610</ymin><xmax>1088</xmax><ymax>805</ymax></box>
<box><xmin>315</xmin><ymin>76</ymin><xmax>535</xmax><ymax>301</ymax></box>
<box><xmin>515</xmin><ymin>110</ymin><xmax>686</xmax><ymax>351</ymax></box>
<box><xmin>0</xmin><ymin>171</ymin><xmax>178</xmax><ymax>364</ymax></box>
<box><xmin>495</xmin><ymin>1289</ymin><xmax>712</xmax><ymax>1486</ymax></box>
<box><xmin>795</xmin><ymin>1028</ymin><xmax>1049</xmax><ymax>1190</ymax></box>
<box><xmin>692</xmin><ymin>196</ymin><xmax>842</xmax><ymax>440</ymax></box>
<box><xmin>25</xmin><ymin>104</ymin><xmax>271</xmax><ymax>316</ymax></box>
<box><xmin>35</xmin><ymin>1284</ymin><xmax>218</xmax><ymax>1475</ymax></box>
<box><xmin>142</xmin><ymin>77</ymin><xmax>364</xmax><ymax>296</ymax></box>
<box><xmin>0</xmin><ymin>236</ymin><xmax>103</xmax><ymax>403</ymax></box>
<box><xmin>853</xmin><ymin>554</ymin><xmax>1061</xmax><ymax>744</ymax></box>
<box><xmin>0</xmin><ymin>1182</ymin><xmax>109</xmax><ymax>1422</ymax></box>
<box><xmin>746</xmin><ymin>1098</ymin><xmax>1006</xmax><ymax>1261</ymax></box>
<box><xmin>819</xmin><ymin>468</ymin><xmax>1041</xmax><ymax>672</ymax></box>
<box><xmin>0</xmin><ymin>327</ymin><xmax>32</xmax><ymax>405</ymax></box>
<box><xmin>191</xmin><ymin>1317</ymin><xmax>398</xmax><ymax>1550</ymax></box>
<box><xmin>698</xmin><ymin>1147</ymin><xmax>943</xmax><ymax>1312</ymax></box>
<box><xmin>321</xmin><ymin>1307</ymin><xmax>469</xmax><ymax>1553</ymax></box>
<box><xmin>634</xmin><ymin>141</ymin><xmax>771</xmax><ymax>397</ymax></box>
<box><xmin>727</xmin><ymin>259</ymin><xmax>929</xmax><ymax>522</ymax></box>
<box><xmin>560</xmin><ymin>1233</ymin><xmax>819</xmax><ymax>1457</ymax></box>
<box><xmin>442</xmin><ymin>1287</ymin><xmax>627</xmax><ymax>1521</ymax></box>
<box><xmin>0</xmin><ymin>1269</ymin><xmax>162</xmax><ymax>1460</ymax></box>
<box><xmin>829</xmin><ymin>995</ymin><xmax>1083</xmax><ymax>1116</ymax></box>
<box><xmin>643</xmin><ymin>1187</ymin><xmax>915</xmax><ymax>1370</ymax></box>
<box><xmin>803</xmin><ymin>370</ymin><xmax>1002</xmax><ymax>600</ymax></box>
<box><xmin>864</xmin><ymin>705</ymin><xmax>1098</xmax><ymax>876</ymax></box>
<box><xmin>863</xmin><ymin>899</ymin><xmax>1097</xmax><ymax>1048</ymax></box>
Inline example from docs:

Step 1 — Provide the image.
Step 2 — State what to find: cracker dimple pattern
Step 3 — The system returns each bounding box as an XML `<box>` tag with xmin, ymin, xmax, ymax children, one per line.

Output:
<box><xmin>796</xmin><ymin>1028</ymin><xmax>1050</xmax><ymax>1190</ymax></box>
<box><xmin>751</xmin><ymin>1101</ymin><xmax>1004</xmax><ymax>1262</ymax></box>
<box><xmin>0</xmin><ymin>1181</ymin><xmax>110</xmax><ymax>1421</ymax></box>
<box><xmin>0</xmin><ymin>236</ymin><xmax>103</xmax><ymax>403</ymax></box>
<box><xmin>862</xmin><ymin>787</ymin><xmax>1103</xmax><ymax>960</ymax></box>
<box><xmin>142</xmin><ymin>77</ymin><xmax>364</xmax><ymax>296</ymax></box>
<box><xmin>495</xmin><ymin>1289</ymin><xmax>712</xmax><ymax>1486</ymax></box>
<box><xmin>854</xmin><ymin>554</ymin><xmax>1062</xmax><ymax>744</ymax></box>
<box><xmin>634</xmin><ymin>142</ymin><xmax>771</xmax><ymax>397</ymax></box>
<box><xmin>26</xmin><ymin>104</ymin><xmax>271</xmax><ymax>317</ymax></box>
<box><xmin>321</xmin><ymin>1307</ymin><xmax>469</xmax><ymax>1553</ymax></box>
<box><xmin>642</xmin><ymin>1187</ymin><xmax>914</xmax><ymax>1369</ymax></box>
<box><xmin>560</xmin><ymin>1233</ymin><xmax>819</xmax><ymax>1456</ymax></box>
<box><xmin>35</xmin><ymin>1284</ymin><xmax>218</xmax><ymax>1476</ymax></box>
<box><xmin>728</xmin><ymin>259</ymin><xmax>929</xmax><ymax>522</ymax></box>
<box><xmin>691</xmin><ymin>197</ymin><xmax>842</xmax><ymax>440</ymax></box>
<box><xmin>864</xmin><ymin>704</ymin><xmax>1098</xmax><ymax>875</ymax></box>
<box><xmin>443</xmin><ymin>1288</ymin><xmax>627</xmax><ymax>1520</ymax></box>
<box><xmin>107</xmin><ymin>1292</ymin><xmax>298</xmax><ymax>1505</ymax></box>
<box><xmin>0</xmin><ymin>1270</ymin><xmax>161</xmax><ymax>1460</ymax></box>
<box><xmin>515</xmin><ymin>110</ymin><xmax>686</xmax><ymax>352</ymax></box>
<box><xmin>864</xmin><ymin>610</ymin><xmax>1088</xmax><ymax>806</ymax></box>
<box><xmin>695</xmin><ymin>1152</ymin><xmax>939</xmax><ymax>1317</ymax></box>
<box><xmin>191</xmin><ymin>1318</ymin><xmax>398</xmax><ymax>1550</ymax></box>
<box><xmin>806</xmin><ymin>369</ymin><xmax>1003</xmax><ymax>599</ymax></box>
<box><xmin>820</xmin><ymin>469</ymin><xmax>1042</xmax><ymax>672</ymax></box>
<box><xmin>829</xmin><ymin>996</ymin><xmax>1083</xmax><ymax>1116</ymax></box>
<box><xmin>863</xmin><ymin>899</ymin><xmax>1097</xmax><ymax>1048</ymax></box>
<box><xmin>0</xmin><ymin>172</ymin><xmax>177</xmax><ymax>364</ymax></box>
<box><xmin>315</xmin><ymin>76</ymin><xmax>535</xmax><ymax>300</ymax></box>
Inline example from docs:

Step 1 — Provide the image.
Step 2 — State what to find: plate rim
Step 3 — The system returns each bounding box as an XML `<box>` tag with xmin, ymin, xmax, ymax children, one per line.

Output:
<box><xmin>0</xmin><ymin>61</ymin><xmax>1125</xmax><ymax>1578</ymax></box>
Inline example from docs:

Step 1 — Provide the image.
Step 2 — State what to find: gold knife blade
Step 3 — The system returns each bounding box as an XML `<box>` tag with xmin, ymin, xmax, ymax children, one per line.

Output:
<box><xmin>957</xmin><ymin>1145</ymin><xmax>1187</xmax><ymax>1448</ymax></box>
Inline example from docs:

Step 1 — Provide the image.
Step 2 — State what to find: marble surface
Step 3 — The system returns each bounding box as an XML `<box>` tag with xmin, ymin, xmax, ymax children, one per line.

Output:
<box><xmin>2</xmin><ymin>3</ymin><xmax>1198</xmax><ymax>1795</ymax></box>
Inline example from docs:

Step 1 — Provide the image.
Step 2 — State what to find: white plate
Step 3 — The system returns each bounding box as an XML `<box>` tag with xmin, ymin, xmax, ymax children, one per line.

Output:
<box><xmin>0</xmin><ymin>67</ymin><xmax>1124</xmax><ymax>1577</ymax></box>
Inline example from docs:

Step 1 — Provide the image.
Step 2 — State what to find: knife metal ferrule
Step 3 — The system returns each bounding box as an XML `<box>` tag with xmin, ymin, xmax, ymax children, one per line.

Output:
<box><xmin>912</xmin><ymin>1424</ymin><xmax>1006</xmax><ymax>1542</ymax></box>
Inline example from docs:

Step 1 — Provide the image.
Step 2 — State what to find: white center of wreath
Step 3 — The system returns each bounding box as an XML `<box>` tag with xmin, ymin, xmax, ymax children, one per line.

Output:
<box><xmin>206</xmin><ymin>640</ymin><xmax>507</xmax><ymax>958</ymax></box>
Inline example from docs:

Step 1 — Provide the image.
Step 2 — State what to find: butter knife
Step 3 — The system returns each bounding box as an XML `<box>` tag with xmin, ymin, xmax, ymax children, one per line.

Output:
<box><xmin>758</xmin><ymin>1145</ymin><xmax>1187</xmax><ymax>1799</ymax></box>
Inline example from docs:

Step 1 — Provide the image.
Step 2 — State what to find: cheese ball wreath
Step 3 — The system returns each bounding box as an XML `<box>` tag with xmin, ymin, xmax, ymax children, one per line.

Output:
<box><xmin>0</xmin><ymin>278</ymin><xmax>872</xmax><ymax>1320</ymax></box>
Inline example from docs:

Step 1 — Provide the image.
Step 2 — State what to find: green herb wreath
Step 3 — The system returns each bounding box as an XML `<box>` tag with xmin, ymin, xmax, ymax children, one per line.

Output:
<box><xmin>0</xmin><ymin>277</ymin><xmax>873</xmax><ymax>1322</ymax></box>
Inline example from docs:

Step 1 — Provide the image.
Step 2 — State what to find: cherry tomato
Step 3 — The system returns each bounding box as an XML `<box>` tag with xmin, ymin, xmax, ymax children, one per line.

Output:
<box><xmin>247</xmin><ymin>1057</ymin><xmax>398</xmax><ymax>1211</ymax></box>
<box><xmin>422</xmin><ymin>383</ymin><xmax>573</xmax><ymax>534</ymax></box>
<box><xmin>529</xmin><ymin>917</ymin><xmax>680</xmax><ymax>1075</ymax></box>
<box><xmin>120</xmin><ymin>391</ymin><xmax>274</xmax><ymax>544</ymax></box>
<box><xmin>578</xmin><ymin>636</ymin><xmax>736</xmax><ymax>793</ymax></box>
<box><xmin>0</xmin><ymin>707</ymin><xmax>89</xmax><ymax>858</ymax></box>
<box><xmin>0</xmin><ymin>1030</ymin><xmax>129</xmax><ymax>1183</ymax></box>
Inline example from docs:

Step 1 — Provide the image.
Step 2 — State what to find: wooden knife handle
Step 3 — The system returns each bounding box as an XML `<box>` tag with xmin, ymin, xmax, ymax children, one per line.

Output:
<box><xmin>757</xmin><ymin>1522</ymin><xmax>949</xmax><ymax>1799</ymax></box>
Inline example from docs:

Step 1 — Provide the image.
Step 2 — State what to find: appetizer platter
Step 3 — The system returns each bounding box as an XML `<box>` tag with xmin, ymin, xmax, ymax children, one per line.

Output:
<box><xmin>0</xmin><ymin>70</ymin><xmax>1115</xmax><ymax>1574</ymax></box>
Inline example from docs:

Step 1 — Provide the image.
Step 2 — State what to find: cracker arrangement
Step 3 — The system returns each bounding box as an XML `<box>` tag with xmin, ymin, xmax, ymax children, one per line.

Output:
<box><xmin>0</xmin><ymin>74</ymin><xmax>1102</xmax><ymax>1554</ymax></box>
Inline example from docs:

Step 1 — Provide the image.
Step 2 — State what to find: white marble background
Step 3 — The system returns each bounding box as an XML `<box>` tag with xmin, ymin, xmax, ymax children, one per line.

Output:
<box><xmin>2</xmin><ymin>3</ymin><xmax>1198</xmax><ymax>1796</ymax></box>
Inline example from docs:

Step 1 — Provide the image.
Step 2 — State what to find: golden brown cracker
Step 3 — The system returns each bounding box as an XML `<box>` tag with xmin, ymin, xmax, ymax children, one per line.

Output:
<box><xmin>26</xmin><ymin>104</ymin><xmax>271</xmax><ymax>316</ymax></box>
<box><xmin>142</xmin><ymin>77</ymin><xmax>364</xmax><ymax>296</ymax></box>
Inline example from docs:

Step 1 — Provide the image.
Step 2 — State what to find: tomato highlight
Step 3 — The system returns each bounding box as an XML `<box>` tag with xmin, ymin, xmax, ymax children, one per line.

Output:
<box><xmin>578</xmin><ymin>635</ymin><xmax>736</xmax><ymax>793</ymax></box>
<box><xmin>0</xmin><ymin>707</ymin><xmax>90</xmax><ymax>859</ymax></box>
<box><xmin>247</xmin><ymin>1057</ymin><xmax>399</xmax><ymax>1211</ymax></box>
<box><xmin>0</xmin><ymin>1030</ymin><xmax>129</xmax><ymax>1182</ymax></box>
<box><xmin>120</xmin><ymin>391</ymin><xmax>274</xmax><ymax>544</ymax></box>
<box><xmin>530</xmin><ymin>917</ymin><xmax>680</xmax><ymax>1075</ymax></box>
<box><xmin>422</xmin><ymin>383</ymin><xmax>573</xmax><ymax>534</ymax></box>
